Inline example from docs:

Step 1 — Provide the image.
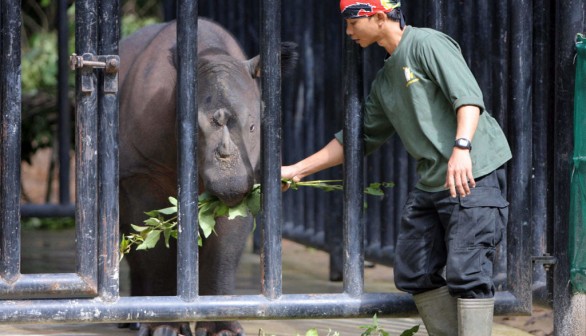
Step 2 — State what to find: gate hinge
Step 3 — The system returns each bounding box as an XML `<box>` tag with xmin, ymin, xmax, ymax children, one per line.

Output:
<box><xmin>69</xmin><ymin>53</ymin><xmax>120</xmax><ymax>93</ymax></box>
<box><xmin>532</xmin><ymin>253</ymin><xmax>557</xmax><ymax>271</ymax></box>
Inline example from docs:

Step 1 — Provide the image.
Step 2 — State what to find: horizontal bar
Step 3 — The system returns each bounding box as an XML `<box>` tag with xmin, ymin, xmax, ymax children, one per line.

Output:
<box><xmin>0</xmin><ymin>291</ymin><xmax>529</xmax><ymax>324</ymax></box>
<box><xmin>0</xmin><ymin>273</ymin><xmax>96</xmax><ymax>299</ymax></box>
<box><xmin>20</xmin><ymin>204</ymin><xmax>75</xmax><ymax>218</ymax></box>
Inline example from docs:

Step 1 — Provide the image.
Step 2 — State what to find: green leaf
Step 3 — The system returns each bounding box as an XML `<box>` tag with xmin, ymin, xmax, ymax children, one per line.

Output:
<box><xmin>136</xmin><ymin>230</ymin><xmax>161</xmax><ymax>250</ymax></box>
<box><xmin>399</xmin><ymin>325</ymin><xmax>420</xmax><ymax>336</ymax></box>
<box><xmin>131</xmin><ymin>224</ymin><xmax>149</xmax><ymax>232</ymax></box>
<box><xmin>214</xmin><ymin>203</ymin><xmax>229</xmax><ymax>218</ymax></box>
<box><xmin>163</xmin><ymin>228</ymin><xmax>173</xmax><ymax>248</ymax></box>
<box><xmin>198</xmin><ymin>203</ymin><xmax>217</xmax><ymax>238</ymax></box>
<box><xmin>228</xmin><ymin>201</ymin><xmax>249</xmax><ymax>220</ymax></box>
<box><xmin>144</xmin><ymin>217</ymin><xmax>161</xmax><ymax>227</ymax></box>
<box><xmin>168</xmin><ymin>196</ymin><xmax>178</xmax><ymax>206</ymax></box>
<box><xmin>305</xmin><ymin>328</ymin><xmax>319</xmax><ymax>336</ymax></box>
<box><xmin>157</xmin><ymin>206</ymin><xmax>177</xmax><ymax>215</ymax></box>
<box><xmin>364</xmin><ymin>187</ymin><xmax>384</xmax><ymax>196</ymax></box>
<box><xmin>247</xmin><ymin>190</ymin><xmax>261</xmax><ymax>216</ymax></box>
<box><xmin>145</xmin><ymin>210</ymin><xmax>159</xmax><ymax>217</ymax></box>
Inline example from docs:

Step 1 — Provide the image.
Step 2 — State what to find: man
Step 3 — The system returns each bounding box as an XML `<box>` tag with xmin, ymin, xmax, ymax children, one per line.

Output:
<box><xmin>281</xmin><ymin>1</ymin><xmax>512</xmax><ymax>335</ymax></box>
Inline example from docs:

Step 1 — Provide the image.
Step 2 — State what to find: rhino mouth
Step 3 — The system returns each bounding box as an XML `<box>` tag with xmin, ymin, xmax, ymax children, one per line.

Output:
<box><xmin>203</xmin><ymin>173</ymin><xmax>254</xmax><ymax>208</ymax></box>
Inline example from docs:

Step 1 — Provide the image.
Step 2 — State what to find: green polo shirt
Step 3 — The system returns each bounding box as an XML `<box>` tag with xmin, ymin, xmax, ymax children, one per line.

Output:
<box><xmin>336</xmin><ymin>26</ymin><xmax>512</xmax><ymax>192</ymax></box>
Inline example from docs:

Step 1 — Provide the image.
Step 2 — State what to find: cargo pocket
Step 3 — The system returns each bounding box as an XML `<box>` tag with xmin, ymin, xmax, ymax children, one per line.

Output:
<box><xmin>455</xmin><ymin>187</ymin><xmax>509</xmax><ymax>250</ymax></box>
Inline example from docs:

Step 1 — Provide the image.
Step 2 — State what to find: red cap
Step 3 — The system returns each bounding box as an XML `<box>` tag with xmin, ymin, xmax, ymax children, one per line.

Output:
<box><xmin>340</xmin><ymin>0</ymin><xmax>401</xmax><ymax>19</ymax></box>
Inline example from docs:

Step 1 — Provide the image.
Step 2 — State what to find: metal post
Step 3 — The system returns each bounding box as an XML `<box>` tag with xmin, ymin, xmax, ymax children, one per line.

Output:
<box><xmin>57</xmin><ymin>0</ymin><xmax>71</xmax><ymax>206</ymax></box>
<box><xmin>553</xmin><ymin>1</ymin><xmax>586</xmax><ymax>335</ymax></box>
<box><xmin>75</xmin><ymin>0</ymin><xmax>99</xmax><ymax>290</ymax></box>
<box><xmin>506</xmin><ymin>0</ymin><xmax>533</xmax><ymax>313</ymax></box>
<box><xmin>342</xmin><ymin>36</ymin><xmax>364</xmax><ymax>298</ymax></box>
<box><xmin>0</xmin><ymin>0</ymin><xmax>22</xmax><ymax>284</ymax></box>
<box><xmin>97</xmin><ymin>0</ymin><xmax>120</xmax><ymax>301</ymax></box>
<box><xmin>176</xmin><ymin>0</ymin><xmax>199</xmax><ymax>301</ymax></box>
<box><xmin>260</xmin><ymin>0</ymin><xmax>283</xmax><ymax>300</ymax></box>
<box><xmin>532</xmin><ymin>0</ymin><xmax>556</xmax><ymax>306</ymax></box>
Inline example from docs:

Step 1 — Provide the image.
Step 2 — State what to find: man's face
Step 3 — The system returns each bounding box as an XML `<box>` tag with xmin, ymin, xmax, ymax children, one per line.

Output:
<box><xmin>345</xmin><ymin>17</ymin><xmax>380</xmax><ymax>48</ymax></box>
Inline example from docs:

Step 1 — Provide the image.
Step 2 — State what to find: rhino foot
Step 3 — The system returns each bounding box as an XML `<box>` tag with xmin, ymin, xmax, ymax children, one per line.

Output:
<box><xmin>195</xmin><ymin>321</ymin><xmax>245</xmax><ymax>336</ymax></box>
<box><xmin>135</xmin><ymin>322</ymin><xmax>193</xmax><ymax>336</ymax></box>
<box><xmin>118</xmin><ymin>322</ymin><xmax>140</xmax><ymax>330</ymax></box>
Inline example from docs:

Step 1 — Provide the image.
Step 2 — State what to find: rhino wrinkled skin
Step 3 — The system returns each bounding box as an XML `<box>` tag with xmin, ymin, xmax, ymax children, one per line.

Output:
<box><xmin>118</xmin><ymin>18</ymin><xmax>296</xmax><ymax>336</ymax></box>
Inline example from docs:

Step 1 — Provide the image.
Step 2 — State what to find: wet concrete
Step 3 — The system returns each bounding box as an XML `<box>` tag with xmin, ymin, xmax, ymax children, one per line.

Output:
<box><xmin>0</xmin><ymin>229</ymin><xmax>533</xmax><ymax>335</ymax></box>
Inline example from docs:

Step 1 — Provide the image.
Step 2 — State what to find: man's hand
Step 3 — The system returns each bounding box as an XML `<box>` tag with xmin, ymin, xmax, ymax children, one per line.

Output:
<box><xmin>281</xmin><ymin>165</ymin><xmax>301</xmax><ymax>191</ymax></box>
<box><xmin>444</xmin><ymin>148</ymin><xmax>475</xmax><ymax>197</ymax></box>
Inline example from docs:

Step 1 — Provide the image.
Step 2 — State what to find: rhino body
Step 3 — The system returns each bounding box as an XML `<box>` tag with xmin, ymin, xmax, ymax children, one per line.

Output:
<box><xmin>118</xmin><ymin>18</ymin><xmax>295</xmax><ymax>336</ymax></box>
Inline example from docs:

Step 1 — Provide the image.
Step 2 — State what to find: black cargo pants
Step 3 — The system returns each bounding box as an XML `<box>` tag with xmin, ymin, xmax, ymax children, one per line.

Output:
<box><xmin>394</xmin><ymin>168</ymin><xmax>508</xmax><ymax>299</ymax></box>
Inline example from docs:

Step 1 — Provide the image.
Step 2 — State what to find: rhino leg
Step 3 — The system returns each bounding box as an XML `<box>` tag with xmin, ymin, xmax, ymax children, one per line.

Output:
<box><xmin>135</xmin><ymin>322</ymin><xmax>193</xmax><ymax>336</ymax></box>
<box><xmin>121</xmin><ymin>176</ymin><xmax>194</xmax><ymax>336</ymax></box>
<box><xmin>196</xmin><ymin>215</ymin><xmax>253</xmax><ymax>336</ymax></box>
<box><xmin>194</xmin><ymin>321</ymin><xmax>245</xmax><ymax>336</ymax></box>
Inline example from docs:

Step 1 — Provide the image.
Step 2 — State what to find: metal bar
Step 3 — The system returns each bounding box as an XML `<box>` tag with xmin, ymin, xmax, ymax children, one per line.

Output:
<box><xmin>553</xmin><ymin>1</ymin><xmax>585</xmax><ymax>335</ymax></box>
<box><xmin>507</xmin><ymin>0</ymin><xmax>533</xmax><ymax>314</ymax></box>
<box><xmin>0</xmin><ymin>0</ymin><xmax>22</xmax><ymax>283</ymax></box>
<box><xmin>0</xmin><ymin>292</ymin><xmax>535</xmax><ymax>324</ymax></box>
<box><xmin>531</xmin><ymin>0</ymin><xmax>555</xmax><ymax>306</ymax></box>
<box><xmin>74</xmin><ymin>0</ymin><xmax>99</xmax><ymax>292</ymax></box>
<box><xmin>176</xmin><ymin>0</ymin><xmax>199</xmax><ymax>301</ymax></box>
<box><xmin>57</xmin><ymin>0</ymin><xmax>72</xmax><ymax>205</ymax></box>
<box><xmin>97</xmin><ymin>0</ymin><xmax>120</xmax><ymax>302</ymax></box>
<box><xmin>260</xmin><ymin>0</ymin><xmax>283</xmax><ymax>300</ymax></box>
<box><xmin>0</xmin><ymin>274</ymin><xmax>96</xmax><ymax>299</ymax></box>
<box><xmin>20</xmin><ymin>204</ymin><xmax>76</xmax><ymax>218</ymax></box>
<box><xmin>342</xmin><ymin>36</ymin><xmax>364</xmax><ymax>297</ymax></box>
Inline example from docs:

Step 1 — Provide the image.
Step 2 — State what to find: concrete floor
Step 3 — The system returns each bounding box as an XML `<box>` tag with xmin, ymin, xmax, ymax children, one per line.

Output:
<box><xmin>0</xmin><ymin>229</ymin><xmax>535</xmax><ymax>335</ymax></box>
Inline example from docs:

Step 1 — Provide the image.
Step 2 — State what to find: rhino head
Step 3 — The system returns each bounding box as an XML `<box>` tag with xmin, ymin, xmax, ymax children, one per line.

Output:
<box><xmin>195</xmin><ymin>44</ymin><xmax>297</xmax><ymax>207</ymax></box>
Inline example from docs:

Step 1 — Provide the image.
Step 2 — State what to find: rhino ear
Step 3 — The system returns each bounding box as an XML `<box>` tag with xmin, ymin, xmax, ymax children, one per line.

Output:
<box><xmin>245</xmin><ymin>55</ymin><xmax>261</xmax><ymax>78</ymax></box>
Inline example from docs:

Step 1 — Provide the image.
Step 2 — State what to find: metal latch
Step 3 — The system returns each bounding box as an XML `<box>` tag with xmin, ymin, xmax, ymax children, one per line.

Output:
<box><xmin>532</xmin><ymin>253</ymin><xmax>557</xmax><ymax>271</ymax></box>
<box><xmin>69</xmin><ymin>53</ymin><xmax>120</xmax><ymax>94</ymax></box>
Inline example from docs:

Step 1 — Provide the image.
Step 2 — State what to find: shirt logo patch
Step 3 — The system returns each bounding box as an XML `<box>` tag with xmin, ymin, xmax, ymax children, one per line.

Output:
<box><xmin>403</xmin><ymin>66</ymin><xmax>420</xmax><ymax>87</ymax></box>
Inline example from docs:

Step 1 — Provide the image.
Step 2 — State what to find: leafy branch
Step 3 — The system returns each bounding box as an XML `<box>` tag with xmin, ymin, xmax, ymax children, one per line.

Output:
<box><xmin>120</xmin><ymin>180</ymin><xmax>393</xmax><ymax>260</ymax></box>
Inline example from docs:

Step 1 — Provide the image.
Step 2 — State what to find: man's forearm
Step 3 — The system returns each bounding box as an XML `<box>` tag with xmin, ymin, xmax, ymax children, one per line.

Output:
<box><xmin>288</xmin><ymin>139</ymin><xmax>344</xmax><ymax>180</ymax></box>
<box><xmin>455</xmin><ymin>105</ymin><xmax>480</xmax><ymax>141</ymax></box>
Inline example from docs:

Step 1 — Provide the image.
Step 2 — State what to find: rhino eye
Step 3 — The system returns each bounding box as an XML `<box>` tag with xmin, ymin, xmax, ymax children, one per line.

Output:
<box><xmin>249</xmin><ymin>124</ymin><xmax>256</xmax><ymax>132</ymax></box>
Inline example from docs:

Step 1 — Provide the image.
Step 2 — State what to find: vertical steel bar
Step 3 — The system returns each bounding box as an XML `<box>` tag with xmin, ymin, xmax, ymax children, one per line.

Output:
<box><xmin>531</xmin><ymin>0</ymin><xmax>555</xmax><ymax>305</ymax></box>
<box><xmin>0</xmin><ymin>0</ymin><xmax>21</xmax><ymax>283</ymax></box>
<box><xmin>176</xmin><ymin>0</ymin><xmax>199</xmax><ymax>301</ymax></box>
<box><xmin>97</xmin><ymin>0</ymin><xmax>120</xmax><ymax>301</ymax></box>
<box><xmin>507</xmin><ymin>0</ymin><xmax>533</xmax><ymax>312</ymax></box>
<box><xmin>553</xmin><ymin>1</ymin><xmax>586</xmax><ymax>335</ymax></box>
<box><xmin>57</xmin><ymin>0</ymin><xmax>71</xmax><ymax>205</ymax></box>
<box><xmin>75</xmin><ymin>0</ymin><xmax>99</xmax><ymax>288</ymax></box>
<box><xmin>342</xmin><ymin>37</ymin><xmax>364</xmax><ymax>297</ymax></box>
<box><xmin>260</xmin><ymin>0</ymin><xmax>283</xmax><ymax>300</ymax></box>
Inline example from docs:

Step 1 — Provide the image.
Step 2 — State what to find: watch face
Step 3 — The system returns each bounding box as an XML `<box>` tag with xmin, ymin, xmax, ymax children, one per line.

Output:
<box><xmin>455</xmin><ymin>138</ymin><xmax>471</xmax><ymax>149</ymax></box>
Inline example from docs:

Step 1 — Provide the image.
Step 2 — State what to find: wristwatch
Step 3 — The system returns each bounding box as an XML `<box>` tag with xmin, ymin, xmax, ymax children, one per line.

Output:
<box><xmin>454</xmin><ymin>138</ymin><xmax>472</xmax><ymax>151</ymax></box>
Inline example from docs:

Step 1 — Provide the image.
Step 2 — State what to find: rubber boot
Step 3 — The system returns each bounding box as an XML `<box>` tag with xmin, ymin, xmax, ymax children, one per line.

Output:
<box><xmin>413</xmin><ymin>286</ymin><xmax>458</xmax><ymax>336</ymax></box>
<box><xmin>457</xmin><ymin>297</ymin><xmax>495</xmax><ymax>336</ymax></box>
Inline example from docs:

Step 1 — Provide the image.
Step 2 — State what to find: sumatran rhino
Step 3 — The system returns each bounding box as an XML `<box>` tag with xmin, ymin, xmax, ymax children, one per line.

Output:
<box><xmin>118</xmin><ymin>18</ymin><xmax>297</xmax><ymax>336</ymax></box>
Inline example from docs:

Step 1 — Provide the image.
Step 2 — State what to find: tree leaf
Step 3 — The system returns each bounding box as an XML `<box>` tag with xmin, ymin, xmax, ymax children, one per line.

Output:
<box><xmin>168</xmin><ymin>196</ymin><xmax>178</xmax><ymax>206</ymax></box>
<box><xmin>399</xmin><ymin>325</ymin><xmax>420</xmax><ymax>336</ymax></box>
<box><xmin>163</xmin><ymin>228</ymin><xmax>173</xmax><ymax>248</ymax></box>
<box><xmin>144</xmin><ymin>217</ymin><xmax>161</xmax><ymax>227</ymax></box>
<box><xmin>198</xmin><ymin>203</ymin><xmax>216</xmax><ymax>238</ymax></box>
<box><xmin>157</xmin><ymin>206</ymin><xmax>177</xmax><ymax>215</ymax></box>
<box><xmin>228</xmin><ymin>201</ymin><xmax>249</xmax><ymax>220</ymax></box>
<box><xmin>131</xmin><ymin>224</ymin><xmax>149</xmax><ymax>232</ymax></box>
<box><xmin>305</xmin><ymin>328</ymin><xmax>319</xmax><ymax>336</ymax></box>
<box><xmin>136</xmin><ymin>230</ymin><xmax>161</xmax><ymax>250</ymax></box>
